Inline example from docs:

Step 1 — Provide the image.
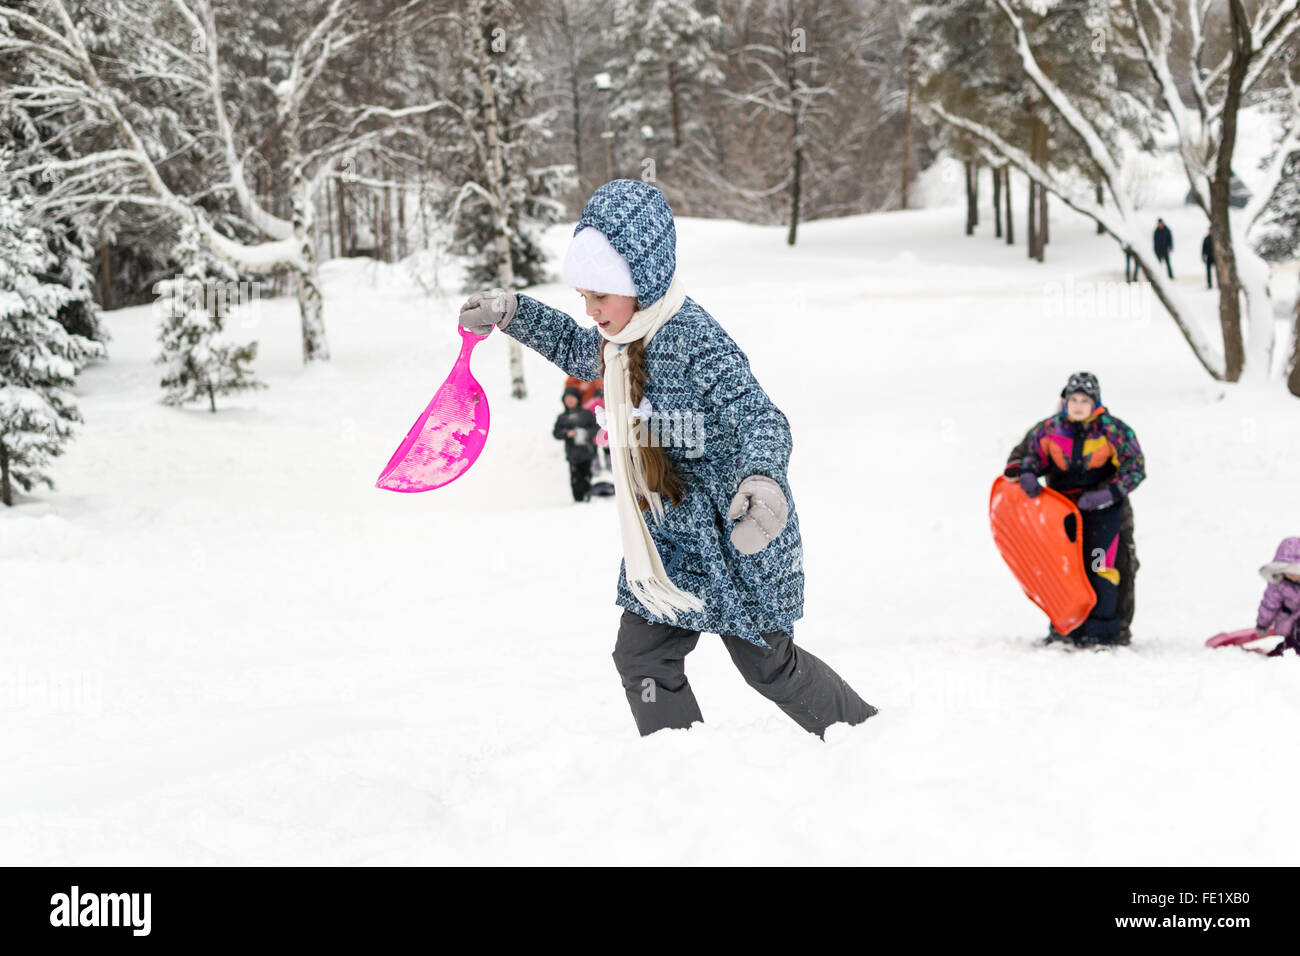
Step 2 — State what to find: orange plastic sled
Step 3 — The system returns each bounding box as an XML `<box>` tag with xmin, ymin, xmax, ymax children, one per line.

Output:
<box><xmin>989</xmin><ymin>475</ymin><xmax>1097</xmax><ymax>635</ymax></box>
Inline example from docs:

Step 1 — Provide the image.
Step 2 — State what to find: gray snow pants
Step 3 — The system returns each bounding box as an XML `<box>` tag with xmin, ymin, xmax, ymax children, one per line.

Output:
<box><xmin>612</xmin><ymin>609</ymin><xmax>878</xmax><ymax>739</ymax></box>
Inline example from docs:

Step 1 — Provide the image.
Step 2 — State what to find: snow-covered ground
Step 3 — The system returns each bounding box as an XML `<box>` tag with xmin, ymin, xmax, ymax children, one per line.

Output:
<box><xmin>3</xmin><ymin>195</ymin><xmax>1298</xmax><ymax>865</ymax></box>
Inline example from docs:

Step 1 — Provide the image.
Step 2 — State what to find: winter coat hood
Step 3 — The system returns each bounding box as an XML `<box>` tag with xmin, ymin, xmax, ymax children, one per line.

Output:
<box><xmin>574</xmin><ymin>179</ymin><xmax>677</xmax><ymax>305</ymax></box>
<box><xmin>1261</xmin><ymin>536</ymin><xmax>1300</xmax><ymax>581</ymax></box>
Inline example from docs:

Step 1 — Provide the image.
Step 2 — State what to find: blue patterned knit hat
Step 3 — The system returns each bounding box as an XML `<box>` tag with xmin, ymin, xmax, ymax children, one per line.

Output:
<box><xmin>574</xmin><ymin>179</ymin><xmax>676</xmax><ymax>305</ymax></box>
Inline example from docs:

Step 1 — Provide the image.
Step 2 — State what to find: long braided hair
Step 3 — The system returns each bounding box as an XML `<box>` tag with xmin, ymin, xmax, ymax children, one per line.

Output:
<box><xmin>600</xmin><ymin>333</ymin><xmax>686</xmax><ymax>508</ymax></box>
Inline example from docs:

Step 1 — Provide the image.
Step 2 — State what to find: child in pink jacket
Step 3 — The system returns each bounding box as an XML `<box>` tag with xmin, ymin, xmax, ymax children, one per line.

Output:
<box><xmin>1256</xmin><ymin>537</ymin><xmax>1300</xmax><ymax>657</ymax></box>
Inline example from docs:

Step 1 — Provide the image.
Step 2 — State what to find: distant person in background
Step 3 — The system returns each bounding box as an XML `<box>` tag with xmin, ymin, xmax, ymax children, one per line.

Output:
<box><xmin>1124</xmin><ymin>249</ymin><xmax>1138</xmax><ymax>284</ymax></box>
<box><xmin>563</xmin><ymin>374</ymin><xmax>600</xmax><ymax>407</ymax></box>
<box><xmin>1153</xmin><ymin>219</ymin><xmax>1174</xmax><ymax>279</ymax></box>
<box><xmin>554</xmin><ymin>385</ymin><xmax>598</xmax><ymax>502</ymax></box>
<box><xmin>1202</xmin><ymin>231</ymin><xmax>1215</xmax><ymax>289</ymax></box>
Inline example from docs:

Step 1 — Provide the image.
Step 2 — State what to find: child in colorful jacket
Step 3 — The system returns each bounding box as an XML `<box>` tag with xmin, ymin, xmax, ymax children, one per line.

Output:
<box><xmin>456</xmin><ymin>179</ymin><xmax>876</xmax><ymax>738</ymax></box>
<box><xmin>1256</xmin><ymin>537</ymin><xmax>1300</xmax><ymax>657</ymax></box>
<box><xmin>1004</xmin><ymin>405</ymin><xmax>1140</xmax><ymax>644</ymax></box>
<box><xmin>1016</xmin><ymin>372</ymin><xmax>1146</xmax><ymax>646</ymax></box>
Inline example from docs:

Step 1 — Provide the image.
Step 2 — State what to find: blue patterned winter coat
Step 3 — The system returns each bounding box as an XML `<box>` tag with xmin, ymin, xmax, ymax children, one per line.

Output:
<box><xmin>502</xmin><ymin>180</ymin><xmax>803</xmax><ymax>647</ymax></box>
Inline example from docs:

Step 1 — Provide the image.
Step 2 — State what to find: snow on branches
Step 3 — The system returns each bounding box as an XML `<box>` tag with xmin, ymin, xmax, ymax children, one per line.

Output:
<box><xmin>0</xmin><ymin>191</ymin><xmax>104</xmax><ymax>506</ymax></box>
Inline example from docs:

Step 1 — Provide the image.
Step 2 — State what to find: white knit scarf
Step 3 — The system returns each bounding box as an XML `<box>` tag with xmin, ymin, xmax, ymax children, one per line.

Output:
<box><xmin>597</xmin><ymin>275</ymin><xmax>705</xmax><ymax>621</ymax></box>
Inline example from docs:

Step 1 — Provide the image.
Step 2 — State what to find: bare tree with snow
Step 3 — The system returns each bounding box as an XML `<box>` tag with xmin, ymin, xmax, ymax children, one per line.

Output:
<box><xmin>925</xmin><ymin>0</ymin><xmax>1299</xmax><ymax>389</ymax></box>
<box><xmin>0</xmin><ymin>0</ymin><xmax>444</xmax><ymax>365</ymax></box>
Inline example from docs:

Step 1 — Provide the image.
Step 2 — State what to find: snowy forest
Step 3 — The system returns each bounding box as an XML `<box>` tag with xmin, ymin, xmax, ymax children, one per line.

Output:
<box><xmin>2</xmin><ymin>0</ymin><xmax>1300</xmax><ymax>869</ymax></box>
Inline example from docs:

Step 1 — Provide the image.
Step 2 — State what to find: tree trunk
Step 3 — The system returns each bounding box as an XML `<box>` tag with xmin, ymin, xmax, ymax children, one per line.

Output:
<box><xmin>964</xmin><ymin>159</ymin><xmax>975</xmax><ymax>235</ymax></box>
<box><xmin>1034</xmin><ymin>116</ymin><xmax>1047</xmax><ymax>260</ymax></box>
<box><xmin>208</xmin><ymin>381</ymin><xmax>217</xmax><ymax>413</ymax></box>
<box><xmin>902</xmin><ymin>40</ymin><xmax>913</xmax><ymax>210</ymax></box>
<box><xmin>1095</xmin><ymin>180</ymin><xmax>1104</xmax><ymax>234</ymax></box>
<box><xmin>787</xmin><ymin>142</ymin><xmax>803</xmax><ymax>246</ymax></box>
<box><xmin>98</xmin><ymin>241</ymin><xmax>113</xmax><ymax>310</ymax></box>
<box><xmin>1027</xmin><ymin>175</ymin><xmax>1036</xmax><ymax>259</ymax></box>
<box><xmin>285</xmin><ymin>108</ymin><xmax>329</xmax><ymax>363</ymax></box>
<box><xmin>336</xmin><ymin>175</ymin><xmax>348</xmax><ymax>257</ymax></box>
<box><xmin>419</xmin><ymin>175</ymin><xmax>429</xmax><ymax>250</ymax></box>
<box><xmin>0</xmin><ymin>440</ymin><xmax>10</xmax><ymax>507</ymax></box>
<box><xmin>397</xmin><ymin>168</ymin><xmax>407</xmax><ymax>260</ymax></box>
<box><xmin>468</xmin><ymin>1</ymin><xmax>526</xmax><ymax>399</ymax></box>
<box><xmin>1038</xmin><ymin>184</ymin><xmax>1048</xmax><ymax>257</ymax></box>
<box><xmin>1005</xmin><ymin>166</ymin><xmax>1014</xmax><ymax>245</ymax></box>
<box><xmin>1208</xmin><ymin>0</ymin><xmax>1253</xmax><ymax>383</ymax></box>
<box><xmin>1288</xmin><ymin>292</ymin><xmax>1300</xmax><ymax>398</ymax></box>
<box><xmin>786</xmin><ymin>25</ymin><xmax>801</xmax><ymax>247</ymax></box>
<box><xmin>379</xmin><ymin>160</ymin><xmax>389</xmax><ymax>261</ymax></box>
<box><xmin>668</xmin><ymin>58</ymin><xmax>683</xmax><ymax>150</ymax></box>
<box><xmin>323</xmin><ymin>179</ymin><xmax>334</xmax><ymax>259</ymax></box>
<box><xmin>993</xmin><ymin>165</ymin><xmax>1002</xmax><ymax>239</ymax></box>
<box><xmin>570</xmin><ymin>63</ymin><xmax>583</xmax><ymax>181</ymax></box>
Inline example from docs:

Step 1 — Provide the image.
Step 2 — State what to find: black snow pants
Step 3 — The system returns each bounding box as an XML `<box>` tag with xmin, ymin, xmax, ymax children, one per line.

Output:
<box><xmin>1114</xmin><ymin>497</ymin><xmax>1138</xmax><ymax>638</ymax></box>
<box><xmin>1156</xmin><ymin>251</ymin><xmax>1174</xmax><ymax>279</ymax></box>
<box><xmin>612</xmin><ymin>609</ymin><xmax>877</xmax><ymax>739</ymax></box>
<box><xmin>569</xmin><ymin>459</ymin><xmax>592</xmax><ymax>502</ymax></box>
<box><xmin>1080</xmin><ymin>502</ymin><xmax>1124</xmax><ymax>641</ymax></box>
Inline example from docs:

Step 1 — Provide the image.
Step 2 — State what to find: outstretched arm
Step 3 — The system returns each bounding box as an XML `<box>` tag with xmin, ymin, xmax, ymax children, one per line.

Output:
<box><xmin>502</xmin><ymin>294</ymin><xmax>603</xmax><ymax>382</ymax></box>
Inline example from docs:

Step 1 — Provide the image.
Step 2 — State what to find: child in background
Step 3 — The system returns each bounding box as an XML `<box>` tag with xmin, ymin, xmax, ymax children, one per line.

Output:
<box><xmin>553</xmin><ymin>385</ymin><xmax>599</xmax><ymax>502</ymax></box>
<box><xmin>1015</xmin><ymin>372</ymin><xmax>1146</xmax><ymax>647</ymax></box>
<box><xmin>1256</xmin><ymin>537</ymin><xmax>1300</xmax><ymax>657</ymax></box>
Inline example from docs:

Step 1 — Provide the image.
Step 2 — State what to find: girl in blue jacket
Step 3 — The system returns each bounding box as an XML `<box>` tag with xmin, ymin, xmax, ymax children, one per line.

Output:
<box><xmin>458</xmin><ymin>179</ymin><xmax>876</xmax><ymax>738</ymax></box>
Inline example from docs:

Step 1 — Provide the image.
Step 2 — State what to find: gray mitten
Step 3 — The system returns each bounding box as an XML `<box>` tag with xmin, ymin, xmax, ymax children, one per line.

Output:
<box><xmin>727</xmin><ymin>475</ymin><xmax>789</xmax><ymax>555</ymax></box>
<box><xmin>459</xmin><ymin>288</ymin><xmax>517</xmax><ymax>337</ymax></box>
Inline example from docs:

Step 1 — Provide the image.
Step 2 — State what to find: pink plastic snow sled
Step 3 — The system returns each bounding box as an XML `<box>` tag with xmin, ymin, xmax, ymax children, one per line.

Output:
<box><xmin>376</xmin><ymin>326</ymin><xmax>490</xmax><ymax>493</ymax></box>
<box><xmin>1206</xmin><ymin>628</ymin><xmax>1276</xmax><ymax>649</ymax></box>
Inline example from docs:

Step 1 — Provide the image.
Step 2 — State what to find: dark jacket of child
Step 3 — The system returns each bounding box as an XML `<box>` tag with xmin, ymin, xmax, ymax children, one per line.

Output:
<box><xmin>1019</xmin><ymin>405</ymin><xmax>1145</xmax><ymax>505</ymax></box>
<box><xmin>553</xmin><ymin>388</ymin><xmax>598</xmax><ymax>464</ymax></box>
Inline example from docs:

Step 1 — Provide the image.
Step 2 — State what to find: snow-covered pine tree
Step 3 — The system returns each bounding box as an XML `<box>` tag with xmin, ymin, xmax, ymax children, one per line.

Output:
<box><xmin>451</xmin><ymin>2</ymin><xmax>573</xmax><ymax>293</ymax></box>
<box><xmin>154</xmin><ymin>228</ymin><xmax>264</xmax><ymax>414</ymax></box>
<box><xmin>0</xmin><ymin>106</ymin><xmax>111</xmax><ymax>346</ymax></box>
<box><xmin>607</xmin><ymin>0</ymin><xmax>723</xmax><ymax>176</ymax></box>
<box><xmin>0</xmin><ymin>190</ymin><xmax>104</xmax><ymax>507</ymax></box>
<box><xmin>44</xmin><ymin>216</ymin><xmax>108</xmax><ymax>345</ymax></box>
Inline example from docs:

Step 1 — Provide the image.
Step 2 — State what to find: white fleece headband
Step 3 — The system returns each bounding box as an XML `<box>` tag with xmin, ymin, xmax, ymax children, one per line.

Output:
<box><xmin>563</xmin><ymin>226</ymin><xmax>637</xmax><ymax>297</ymax></box>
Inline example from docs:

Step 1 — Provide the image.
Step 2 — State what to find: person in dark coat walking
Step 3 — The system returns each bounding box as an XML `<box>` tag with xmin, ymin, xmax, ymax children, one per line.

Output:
<box><xmin>1202</xmin><ymin>231</ymin><xmax>1215</xmax><ymax>289</ymax></box>
<box><xmin>1153</xmin><ymin>219</ymin><xmax>1174</xmax><ymax>278</ymax></box>
<box><xmin>554</xmin><ymin>385</ymin><xmax>599</xmax><ymax>502</ymax></box>
<box><xmin>458</xmin><ymin>179</ymin><xmax>876</xmax><ymax>738</ymax></box>
<box><xmin>1013</xmin><ymin>372</ymin><xmax>1146</xmax><ymax>647</ymax></box>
